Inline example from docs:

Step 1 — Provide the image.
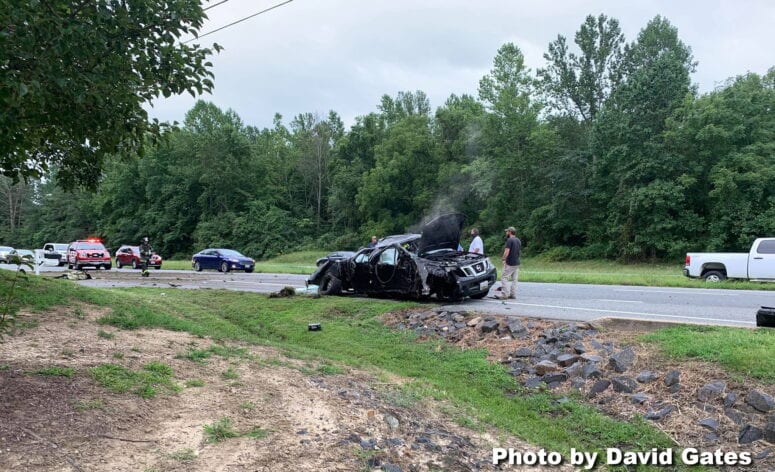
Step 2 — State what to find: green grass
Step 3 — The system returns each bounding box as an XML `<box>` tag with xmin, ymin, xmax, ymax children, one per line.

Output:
<box><xmin>518</xmin><ymin>257</ymin><xmax>775</xmax><ymax>289</ymax></box>
<box><xmin>3</xmin><ymin>271</ymin><xmax>715</xmax><ymax>469</ymax></box>
<box><xmin>159</xmin><ymin>260</ymin><xmax>193</xmax><ymax>271</ymax></box>
<box><xmin>222</xmin><ymin>367</ymin><xmax>239</xmax><ymax>379</ymax></box>
<box><xmin>202</xmin><ymin>417</ymin><xmax>268</xmax><ymax>443</ymax></box>
<box><xmin>89</xmin><ymin>362</ymin><xmax>179</xmax><ymax>398</ymax></box>
<box><xmin>316</xmin><ymin>363</ymin><xmax>344</xmax><ymax>375</ymax></box>
<box><xmin>167</xmin><ymin>448</ymin><xmax>197</xmax><ymax>462</ymax></box>
<box><xmin>185</xmin><ymin>379</ymin><xmax>205</xmax><ymax>387</ymax></box>
<box><xmin>81</xmin><ymin>288</ymin><xmax>670</xmax><ymax>461</ymax></box>
<box><xmin>14</xmin><ymin>318</ymin><xmax>39</xmax><ymax>330</ymax></box>
<box><xmin>641</xmin><ymin>325</ymin><xmax>775</xmax><ymax>383</ymax></box>
<box><xmin>33</xmin><ymin>366</ymin><xmax>75</xmax><ymax>377</ymax></box>
<box><xmin>97</xmin><ymin>329</ymin><xmax>115</xmax><ymax>339</ymax></box>
<box><xmin>208</xmin><ymin>344</ymin><xmax>250</xmax><ymax>359</ymax></box>
<box><xmin>244</xmin><ymin>426</ymin><xmax>269</xmax><ymax>439</ymax></box>
<box><xmin>203</xmin><ymin>417</ymin><xmax>240</xmax><ymax>443</ymax></box>
<box><xmin>176</xmin><ymin>348</ymin><xmax>212</xmax><ymax>363</ymax></box>
<box><xmin>176</xmin><ymin>344</ymin><xmax>250</xmax><ymax>363</ymax></box>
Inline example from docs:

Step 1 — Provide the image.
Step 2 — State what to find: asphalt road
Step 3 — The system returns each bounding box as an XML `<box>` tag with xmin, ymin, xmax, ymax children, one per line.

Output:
<box><xmin>448</xmin><ymin>283</ymin><xmax>765</xmax><ymax>327</ymax></box>
<box><xmin>3</xmin><ymin>264</ymin><xmax>766</xmax><ymax>327</ymax></box>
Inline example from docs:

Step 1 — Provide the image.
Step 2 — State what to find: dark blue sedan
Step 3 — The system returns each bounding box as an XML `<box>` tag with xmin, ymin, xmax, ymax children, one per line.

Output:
<box><xmin>192</xmin><ymin>248</ymin><xmax>255</xmax><ymax>273</ymax></box>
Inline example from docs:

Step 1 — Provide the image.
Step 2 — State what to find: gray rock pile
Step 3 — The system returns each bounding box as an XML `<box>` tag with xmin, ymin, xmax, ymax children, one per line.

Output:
<box><xmin>392</xmin><ymin>308</ymin><xmax>775</xmax><ymax>449</ymax></box>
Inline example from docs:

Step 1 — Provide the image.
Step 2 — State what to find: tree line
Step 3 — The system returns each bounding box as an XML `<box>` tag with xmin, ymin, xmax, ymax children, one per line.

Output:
<box><xmin>1</xmin><ymin>14</ymin><xmax>774</xmax><ymax>262</ymax></box>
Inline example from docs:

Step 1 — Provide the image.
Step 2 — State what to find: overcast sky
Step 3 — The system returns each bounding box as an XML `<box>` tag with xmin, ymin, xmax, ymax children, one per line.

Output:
<box><xmin>147</xmin><ymin>0</ymin><xmax>775</xmax><ymax>129</ymax></box>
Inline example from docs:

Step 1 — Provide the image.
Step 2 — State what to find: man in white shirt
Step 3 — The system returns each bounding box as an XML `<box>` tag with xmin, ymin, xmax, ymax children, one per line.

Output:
<box><xmin>468</xmin><ymin>228</ymin><xmax>484</xmax><ymax>255</ymax></box>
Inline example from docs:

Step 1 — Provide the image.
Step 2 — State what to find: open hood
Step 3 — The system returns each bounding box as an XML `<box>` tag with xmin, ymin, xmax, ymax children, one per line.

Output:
<box><xmin>417</xmin><ymin>213</ymin><xmax>465</xmax><ymax>253</ymax></box>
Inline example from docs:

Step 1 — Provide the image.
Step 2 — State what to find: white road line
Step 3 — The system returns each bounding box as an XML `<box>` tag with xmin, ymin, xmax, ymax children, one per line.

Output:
<box><xmin>613</xmin><ymin>288</ymin><xmax>743</xmax><ymax>296</ymax></box>
<box><xmin>225</xmin><ymin>281</ymin><xmax>299</xmax><ymax>287</ymax></box>
<box><xmin>524</xmin><ymin>270</ymin><xmax>683</xmax><ymax>277</ymax></box>
<box><xmin>481</xmin><ymin>300</ymin><xmax>755</xmax><ymax>325</ymax></box>
<box><xmin>595</xmin><ymin>299</ymin><xmax>643</xmax><ymax>303</ymax></box>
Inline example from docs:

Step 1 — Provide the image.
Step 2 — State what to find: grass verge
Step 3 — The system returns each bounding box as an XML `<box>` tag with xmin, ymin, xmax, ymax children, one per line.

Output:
<box><xmin>203</xmin><ymin>417</ymin><xmax>240</xmax><ymax>443</ymax></box>
<box><xmin>33</xmin><ymin>366</ymin><xmax>75</xmax><ymax>377</ymax></box>
<box><xmin>88</xmin><ymin>288</ymin><xmax>671</xmax><ymax>462</ymax></box>
<box><xmin>3</xmin><ymin>271</ymin><xmax>719</xmax><ymax>470</ymax></box>
<box><xmin>202</xmin><ymin>417</ymin><xmax>272</xmax><ymax>443</ymax></box>
<box><xmin>641</xmin><ymin>325</ymin><xmax>775</xmax><ymax>383</ymax></box>
<box><xmin>89</xmin><ymin>361</ymin><xmax>180</xmax><ymax>398</ymax></box>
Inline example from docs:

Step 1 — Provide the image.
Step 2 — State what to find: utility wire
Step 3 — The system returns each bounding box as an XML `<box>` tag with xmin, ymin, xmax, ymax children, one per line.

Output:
<box><xmin>203</xmin><ymin>0</ymin><xmax>230</xmax><ymax>12</ymax></box>
<box><xmin>185</xmin><ymin>0</ymin><xmax>294</xmax><ymax>43</ymax></box>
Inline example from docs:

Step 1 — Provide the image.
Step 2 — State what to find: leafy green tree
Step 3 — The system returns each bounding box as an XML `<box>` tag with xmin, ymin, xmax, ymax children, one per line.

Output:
<box><xmin>290</xmin><ymin>111</ymin><xmax>344</xmax><ymax>232</ymax></box>
<box><xmin>665</xmin><ymin>69</ymin><xmax>775</xmax><ymax>251</ymax></box>
<box><xmin>378</xmin><ymin>91</ymin><xmax>432</xmax><ymax>126</ymax></box>
<box><xmin>357</xmin><ymin>112</ymin><xmax>439</xmax><ymax>233</ymax></box>
<box><xmin>0</xmin><ymin>177</ymin><xmax>34</xmax><ymax>245</ymax></box>
<box><xmin>328</xmin><ymin>113</ymin><xmax>385</xmax><ymax>234</ymax></box>
<box><xmin>591</xmin><ymin>16</ymin><xmax>698</xmax><ymax>259</ymax></box>
<box><xmin>92</xmin><ymin>155</ymin><xmax>145</xmax><ymax>248</ymax></box>
<box><xmin>526</xmin><ymin>115</ymin><xmax>593</xmax><ymax>252</ymax></box>
<box><xmin>476</xmin><ymin>42</ymin><xmax>554</xmax><ymax>247</ymax></box>
<box><xmin>0</xmin><ymin>0</ymin><xmax>220</xmax><ymax>187</ymax></box>
<box><xmin>7</xmin><ymin>13</ymin><xmax>774</xmax><ymax>265</ymax></box>
<box><xmin>21</xmin><ymin>178</ymin><xmax>99</xmax><ymax>247</ymax></box>
<box><xmin>534</xmin><ymin>15</ymin><xmax>625</xmax><ymax>253</ymax></box>
<box><xmin>432</xmin><ymin>94</ymin><xmax>487</xmax><ymax>223</ymax></box>
<box><xmin>539</xmin><ymin>14</ymin><xmax>625</xmax><ymax>122</ymax></box>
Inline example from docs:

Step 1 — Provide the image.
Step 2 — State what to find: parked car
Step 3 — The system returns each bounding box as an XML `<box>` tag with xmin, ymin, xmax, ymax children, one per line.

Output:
<box><xmin>43</xmin><ymin>243</ymin><xmax>69</xmax><ymax>266</ymax></box>
<box><xmin>3</xmin><ymin>249</ymin><xmax>34</xmax><ymax>266</ymax></box>
<box><xmin>192</xmin><ymin>249</ymin><xmax>255</xmax><ymax>273</ymax></box>
<box><xmin>684</xmin><ymin>237</ymin><xmax>775</xmax><ymax>282</ymax></box>
<box><xmin>308</xmin><ymin>213</ymin><xmax>496</xmax><ymax>301</ymax></box>
<box><xmin>10</xmin><ymin>249</ymin><xmax>34</xmax><ymax>259</ymax></box>
<box><xmin>115</xmin><ymin>245</ymin><xmax>162</xmax><ymax>269</ymax></box>
<box><xmin>0</xmin><ymin>246</ymin><xmax>14</xmax><ymax>263</ymax></box>
<box><xmin>67</xmin><ymin>239</ymin><xmax>112</xmax><ymax>270</ymax></box>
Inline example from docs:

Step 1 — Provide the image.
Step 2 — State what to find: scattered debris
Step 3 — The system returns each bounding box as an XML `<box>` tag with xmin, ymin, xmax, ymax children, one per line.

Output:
<box><xmin>268</xmin><ymin>286</ymin><xmax>297</xmax><ymax>298</ymax></box>
<box><xmin>54</xmin><ymin>270</ymin><xmax>92</xmax><ymax>281</ymax></box>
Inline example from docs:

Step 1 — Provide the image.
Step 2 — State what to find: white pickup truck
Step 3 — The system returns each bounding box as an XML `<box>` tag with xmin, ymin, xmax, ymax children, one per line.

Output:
<box><xmin>684</xmin><ymin>238</ymin><xmax>775</xmax><ymax>282</ymax></box>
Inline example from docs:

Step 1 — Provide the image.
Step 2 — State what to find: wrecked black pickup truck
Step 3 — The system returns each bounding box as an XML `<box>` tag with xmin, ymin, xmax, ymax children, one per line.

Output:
<box><xmin>307</xmin><ymin>213</ymin><xmax>496</xmax><ymax>301</ymax></box>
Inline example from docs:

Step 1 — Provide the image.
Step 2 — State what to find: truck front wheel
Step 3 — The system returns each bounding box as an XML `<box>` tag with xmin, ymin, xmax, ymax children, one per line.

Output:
<box><xmin>319</xmin><ymin>274</ymin><xmax>342</xmax><ymax>295</ymax></box>
<box><xmin>703</xmin><ymin>270</ymin><xmax>726</xmax><ymax>282</ymax></box>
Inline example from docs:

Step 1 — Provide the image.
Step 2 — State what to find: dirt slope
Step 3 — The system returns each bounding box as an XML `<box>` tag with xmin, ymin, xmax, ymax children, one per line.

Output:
<box><xmin>0</xmin><ymin>307</ymin><xmax>563</xmax><ymax>472</ymax></box>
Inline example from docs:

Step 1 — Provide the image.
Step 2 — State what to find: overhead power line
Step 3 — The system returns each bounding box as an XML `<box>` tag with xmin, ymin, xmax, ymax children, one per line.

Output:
<box><xmin>186</xmin><ymin>0</ymin><xmax>294</xmax><ymax>43</ymax></box>
<box><xmin>203</xmin><ymin>0</ymin><xmax>230</xmax><ymax>12</ymax></box>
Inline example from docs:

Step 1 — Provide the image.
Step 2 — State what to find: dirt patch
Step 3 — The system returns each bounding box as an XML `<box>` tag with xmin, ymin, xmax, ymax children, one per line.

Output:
<box><xmin>386</xmin><ymin>308</ymin><xmax>775</xmax><ymax>470</ymax></box>
<box><xmin>0</xmin><ymin>306</ymin><xmax>568</xmax><ymax>471</ymax></box>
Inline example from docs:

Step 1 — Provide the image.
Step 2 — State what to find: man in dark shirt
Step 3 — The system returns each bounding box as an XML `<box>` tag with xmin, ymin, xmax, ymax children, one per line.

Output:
<box><xmin>497</xmin><ymin>226</ymin><xmax>521</xmax><ymax>299</ymax></box>
<box><xmin>367</xmin><ymin>235</ymin><xmax>378</xmax><ymax>248</ymax></box>
<box><xmin>139</xmin><ymin>236</ymin><xmax>153</xmax><ymax>277</ymax></box>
